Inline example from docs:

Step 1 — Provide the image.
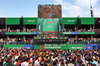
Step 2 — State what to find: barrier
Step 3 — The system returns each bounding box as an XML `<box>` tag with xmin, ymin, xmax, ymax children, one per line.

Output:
<box><xmin>24</xmin><ymin>45</ymin><xmax>34</xmax><ymax>49</ymax></box>
<box><xmin>34</xmin><ymin>44</ymin><xmax>85</xmax><ymax>50</ymax></box>
<box><xmin>3</xmin><ymin>45</ymin><xmax>24</xmax><ymax>49</ymax></box>
<box><xmin>3</xmin><ymin>44</ymin><xmax>98</xmax><ymax>50</ymax></box>
<box><xmin>85</xmin><ymin>44</ymin><xmax>97</xmax><ymax>50</ymax></box>
<box><xmin>67</xmin><ymin>44</ymin><xmax>85</xmax><ymax>50</ymax></box>
<box><xmin>63</xmin><ymin>32</ymin><xmax>95</xmax><ymax>35</ymax></box>
<box><xmin>34</xmin><ymin>44</ymin><xmax>67</xmax><ymax>50</ymax></box>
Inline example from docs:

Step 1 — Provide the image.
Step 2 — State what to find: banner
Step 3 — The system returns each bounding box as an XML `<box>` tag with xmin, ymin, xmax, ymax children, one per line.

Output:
<box><xmin>34</xmin><ymin>44</ymin><xmax>67</xmax><ymax>50</ymax></box>
<box><xmin>24</xmin><ymin>45</ymin><xmax>34</xmax><ymax>49</ymax></box>
<box><xmin>63</xmin><ymin>32</ymin><xmax>71</xmax><ymax>34</ymax></box>
<box><xmin>80</xmin><ymin>18</ymin><xmax>94</xmax><ymax>25</ymax></box>
<box><xmin>61</xmin><ymin>18</ymin><xmax>77</xmax><ymax>25</ymax></box>
<box><xmin>78</xmin><ymin>32</ymin><xmax>95</xmax><ymax>34</ymax></box>
<box><xmin>5</xmin><ymin>18</ymin><xmax>20</xmax><ymax>25</ymax></box>
<box><xmin>34</xmin><ymin>44</ymin><xmax>85</xmax><ymax>50</ymax></box>
<box><xmin>5</xmin><ymin>32</ymin><xmax>38</xmax><ymax>35</ymax></box>
<box><xmin>32</xmin><ymin>32</ymin><xmax>38</xmax><ymax>34</ymax></box>
<box><xmin>71</xmin><ymin>32</ymin><xmax>78</xmax><ymax>34</ymax></box>
<box><xmin>61</xmin><ymin>17</ymin><xmax>94</xmax><ymax>25</ymax></box>
<box><xmin>85</xmin><ymin>44</ymin><xmax>97</xmax><ymax>50</ymax></box>
<box><xmin>63</xmin><ymin>32</ymin><xmax>95</xmax><ymax>35</ymax></box>
<box><xmin>23</xmin><ymin>18</ymin><xmax>38</xmax><ymax>25</ymax></box>
<box><xmin>67</xmin><ymin>44</ymin><xmax>85</xmax><ymax>50</ymax></box>
<box><xmin>3</xmin><ymin>45</ymin><xmax>24</xmax><ymax>49</ymax></box>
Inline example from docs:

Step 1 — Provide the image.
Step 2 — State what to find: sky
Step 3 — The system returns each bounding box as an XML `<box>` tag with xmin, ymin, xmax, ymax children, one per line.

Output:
<box><xmin>0</xmin><ymin>0</ymin><xmax>100</xmax><ymax>17</ymax></box>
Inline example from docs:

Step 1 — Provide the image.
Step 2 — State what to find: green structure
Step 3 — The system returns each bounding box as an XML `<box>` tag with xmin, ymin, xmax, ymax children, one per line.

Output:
<box><xmin>0</xmin><ymin>17</ymin><xmax>99</xmax><ymax>50</ymax></box>
<box><xmin>2</xmin><ymin>17</ymin><xmax>95</xmax><ymax>35</ymax></box>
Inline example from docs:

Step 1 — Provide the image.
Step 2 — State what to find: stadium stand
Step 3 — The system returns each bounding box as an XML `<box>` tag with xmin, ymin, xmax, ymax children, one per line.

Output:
<box><xmin>0</xmin><ymin>4</ymin><xmax>100</xmax><ymax>66</ymax></box>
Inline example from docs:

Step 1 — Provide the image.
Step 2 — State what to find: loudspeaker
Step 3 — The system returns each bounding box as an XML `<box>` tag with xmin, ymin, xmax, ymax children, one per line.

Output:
<box><xmin>20</xmin><ymin>18</ymin><xmax>23</xmax><ymax>28</ymax></box>
<box><xmin>77</xmin><ymin>18</ymin><xmax>81</xmax><ymax>27</ymax></box>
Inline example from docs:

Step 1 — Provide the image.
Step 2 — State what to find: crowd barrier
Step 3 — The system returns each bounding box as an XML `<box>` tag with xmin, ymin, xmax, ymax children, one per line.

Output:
<box><xmin>68</xmin><ymin>42</ymin><xmax>100</xmax><ymax>44</ymax></box>
<box><xmin>0</xmin><ymin>41</ymin><xmax>100</xmax><ymax>45</ymax></box>
<box><xmin>2</xmin><ymin>44</ymin><xmax>98</xmax><ymax>50</ymax></box>
<box><xmin>3</xmin><ymin>45</ymin><xmax>34</xmax><ymax>49</ymax></box>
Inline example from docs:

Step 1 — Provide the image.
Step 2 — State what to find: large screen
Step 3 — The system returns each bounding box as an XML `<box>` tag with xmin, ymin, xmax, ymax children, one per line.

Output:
<box><xmin>38</xmin><ymin>5</ymin><xmax>62</xmax><ymax>18</ymax></box>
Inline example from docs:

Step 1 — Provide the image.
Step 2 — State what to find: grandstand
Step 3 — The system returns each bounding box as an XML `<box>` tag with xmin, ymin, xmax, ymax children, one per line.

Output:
<box><xmin>0</xmin><ymin>17</ymin><xmax>100</xmax><ymax>50</ymax></box>
<box><xmin>1</xmin><ymin>4</ymin><xmax>100</xmax><ymax>66</ymax></box>
<box><xmin>0</xmin><ymin>5</ymin><xmax>100</xmax><ymax>50</ymax></box>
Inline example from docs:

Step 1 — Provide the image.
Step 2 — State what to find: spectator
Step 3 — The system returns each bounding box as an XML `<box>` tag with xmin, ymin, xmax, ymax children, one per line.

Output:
<box><xmin>21</xmin><ymin>57</ymin><xmax>29</xmax><ymax>66</ymax></box>
<box><xmin>34</xmin><ymin>57</ymin><xmax>39</xmax><ymax>66</ymax></box>
<box><xmin>92</xmin><ymin>58</ymin><xmax>98</xmax><ymax>66</ymax></box>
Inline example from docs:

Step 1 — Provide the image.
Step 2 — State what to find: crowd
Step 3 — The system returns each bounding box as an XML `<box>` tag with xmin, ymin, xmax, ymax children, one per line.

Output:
<box><xmin>2</xmin><ymin>28</ymin><xmax>100</xmax><ymax>32</ymax></box>
<box><xmin>26</xmin><ymin>28</ymin><xmax>38</xmax><ymax>32</ymax></box>
<box><xmin>0</xmin><ymin>48</ymin><xmax>100</xmax><ymax>66</ymax></box>
<box><xmin>78</xmin><ymin>29</ymin><xmax>94</xmax><ymax>32</ymax></box>
<box><xmin>68</xmin><ymin>38</ymin><xmax>100</xmax><ymax>44</ymax></box>
<box><xmin>0</xmin><ymin>37</ymin><xmax>100</xmax><ymax>45</ymax></box>
<box><xmin>8</xmin><ymin>29</ymin><xmax>22</xmax><ymax>32</ymax></box>
<box><xmin>1</xmin><ymin>28</ymin><xmax>100</xmax><ymax>33</ymax></box>
<box><xmin>0</xmin><ymin>29</ymin><xmax>7</xmax><ymax>32</ymax></box>
<box><xmin>0</xmin><ymin>38</ymin><xmax>33</xmax><ymax>45</ymax></box>
<box><xmin>63</xmin><ymin>29</ymin><xmax>74</xmax><ymax>32</ymax></box>
<box><xmin>7</xmin><ymin>28</ymin><xmax>38</xmax><ymax>32</ymax></box>
<box><xmin>94</xmin><ymin>29</ymin><xmax>100</xmax><ymax>32</ymax></box>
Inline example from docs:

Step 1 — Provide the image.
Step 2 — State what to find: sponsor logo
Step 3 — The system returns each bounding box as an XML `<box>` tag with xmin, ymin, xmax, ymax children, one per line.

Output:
<box><xmin>26</xmin><ymin>47</ymin><xmax>30</xmax><ymax>49</ymax></box>
<box><xmin>25</xmin><ymin>20</ymin><xmax>35</xmax><ymax>22</ymax></box>
<box><xmin>44</xmin><ymin>44</ymin><xmax>66</xmax><ymax>49</ymax></box>
<box><xmin>47</xmin><ymin>22</ymin><xmax>52</xmax><ymax>23</ymax></box>
<box><xmin>71</xmin><ymin>47</ymin><xmax>83</xmax><ymax>49</ymax></box>
<box><xmin>65</xmin><ymin>20</ymin><xmax>75</xmax><ymax>22</ymax></box>
<box><xmin>88</xmin><ymin>46</ymin><xmax>91</xmax><ymax>49</ymax></box>
<box><xmin>10</xmin><ymin>47</ymin><xmax>22</xmax><ymax>49</ymax></box>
